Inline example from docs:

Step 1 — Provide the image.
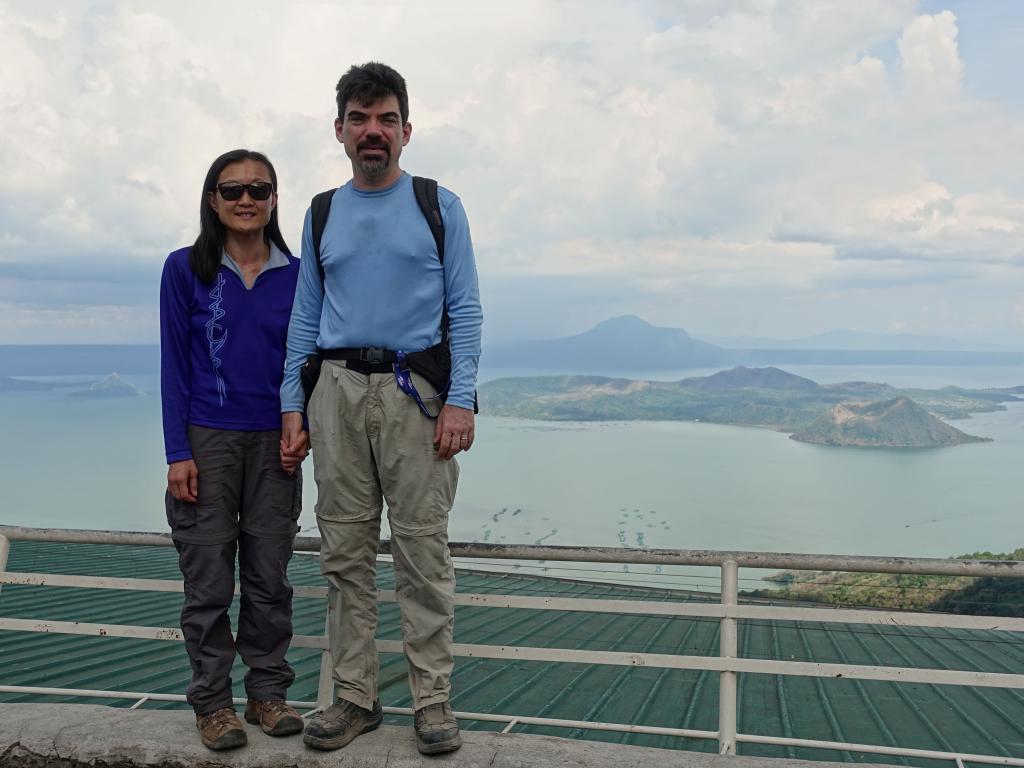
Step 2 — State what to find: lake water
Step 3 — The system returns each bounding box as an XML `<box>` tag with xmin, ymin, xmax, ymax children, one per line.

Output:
<box><xmin>1</xmin><ymin>364</ymin><xmax>1022</xmax><ymax>590</ymax></box>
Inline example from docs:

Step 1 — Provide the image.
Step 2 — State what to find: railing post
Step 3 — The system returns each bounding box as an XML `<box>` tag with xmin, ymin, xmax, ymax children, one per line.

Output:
<box><xmin>316</xmin><ymin>604</ymin><xmax>334</xmax><ymax>708</ymax></box>
<box><xmin>0</xmin><ymin>534</ymin><xmax>10</xmax><ymax>598</ymax></box>
<box><xmin>718</xmin><ymin>559</ymin><xmax>739</xmax><ymax>755</ymax></box>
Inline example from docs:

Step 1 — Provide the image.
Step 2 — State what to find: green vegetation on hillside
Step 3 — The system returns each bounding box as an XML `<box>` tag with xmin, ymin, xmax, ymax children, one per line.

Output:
<box><xmin>744</xmin><ymin>548</ymin><xmax>1024</xmax><ymax>616</ymax></box>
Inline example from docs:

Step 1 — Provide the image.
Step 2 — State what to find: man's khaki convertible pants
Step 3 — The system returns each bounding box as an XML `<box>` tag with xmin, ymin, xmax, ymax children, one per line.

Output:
<box><xmin>308</xmin><ymin>360</ymin><xmax>459</xmax><ymax>711</ymax></box>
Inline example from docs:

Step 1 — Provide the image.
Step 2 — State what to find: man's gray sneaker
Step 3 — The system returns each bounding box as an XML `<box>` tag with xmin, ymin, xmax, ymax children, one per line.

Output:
<box><xmin>414</xmin><ymin>701</ymin><xmax>462</xmax><ymax>755</ymax></box>
<box><xmin>303</xmin><ymin>698</ymin><xmax>383</xmax><ymax>751</ymax></box>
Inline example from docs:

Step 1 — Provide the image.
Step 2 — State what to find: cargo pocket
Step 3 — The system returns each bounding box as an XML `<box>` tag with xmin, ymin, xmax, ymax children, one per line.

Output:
<box><xmin>246</xmin><ymin>463</ymin><xmax>303</xmax><ymax>538</ymax></box>
<box><xmin>164</xmin><ymin>491</ymin><xmax>197</xmax><ymax>533</ymax></box>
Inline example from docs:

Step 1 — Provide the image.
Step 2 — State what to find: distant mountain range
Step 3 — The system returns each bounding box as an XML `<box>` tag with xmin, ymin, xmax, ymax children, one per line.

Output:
<box><xmin>0</xmin><ymin>317</ymin><xmax>1021</xmax><ymax>378</ymax></box>
<box><xmin>488</xmin><ymin>316</ymin><xmax>1024</xmax><ymax>370</ymax></box>
<box><xmin>489</xmin><ymin>315</ymin><xmax>725</xmax><ymax>370</ymax></box>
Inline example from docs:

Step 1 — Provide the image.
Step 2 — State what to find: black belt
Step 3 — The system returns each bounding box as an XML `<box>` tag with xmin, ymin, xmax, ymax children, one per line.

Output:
<box><xmin>319</xmin><ymin>347</ymin><xmax>397</xmax><ymax>375</ymax></box>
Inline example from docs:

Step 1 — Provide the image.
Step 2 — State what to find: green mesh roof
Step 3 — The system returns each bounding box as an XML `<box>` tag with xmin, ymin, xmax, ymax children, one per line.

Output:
<box><xmin>2</xmin><ymin>540</ymin><xmax>1024</xmax><ymax>766</ymax></box>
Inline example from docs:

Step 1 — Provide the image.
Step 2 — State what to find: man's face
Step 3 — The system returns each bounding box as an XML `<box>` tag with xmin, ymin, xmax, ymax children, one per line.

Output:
<box><xmin>335</xmin><ymin>94</ymin><xmax>411</xmax><ymax>183</ymax></box>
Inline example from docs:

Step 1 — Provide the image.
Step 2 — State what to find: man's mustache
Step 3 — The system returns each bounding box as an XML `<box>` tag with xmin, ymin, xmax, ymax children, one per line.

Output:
<box><xmin>358</xmin><ymin>139</ymin><xmax>389</xmax><ymax>151</ymax></box>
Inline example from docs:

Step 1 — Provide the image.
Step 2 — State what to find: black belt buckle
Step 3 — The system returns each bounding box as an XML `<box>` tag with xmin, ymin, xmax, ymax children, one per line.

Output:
<box><xmin>361</xmin><ymin>346</ymin><xmax>385</xmax><ymax>363</ymax></box>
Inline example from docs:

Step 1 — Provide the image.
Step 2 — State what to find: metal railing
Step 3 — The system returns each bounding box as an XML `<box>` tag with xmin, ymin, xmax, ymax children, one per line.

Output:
<box><xmin>2</xmin><ymin>525</ymin><xmax>1024</xmax><ymax>764</ymax></box>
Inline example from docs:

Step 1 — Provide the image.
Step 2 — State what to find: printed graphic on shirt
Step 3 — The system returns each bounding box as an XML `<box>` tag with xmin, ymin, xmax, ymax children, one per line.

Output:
<box><xmin>206</xmin><ymin>273</ymin><xmax>228</xmax><ymax>405</ymax></box>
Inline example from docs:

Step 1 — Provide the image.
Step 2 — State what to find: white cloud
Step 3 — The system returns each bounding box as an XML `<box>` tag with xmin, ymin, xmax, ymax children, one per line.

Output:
<box><xmin>496</xmin><ymin>235</ymin><xmax>836</xmax><ymax>290</ymax></box>
<box><xmin>867</xmin><ymin>182</ymin><xmax>954</xmax><ymax>229</ymax></box>
<box><xmin>899</xmin><ymin>11</ymin><xmax>964</xmax><ymax>97</ymax></box>
<box><xmin>0</xmin><ymin>0</ymin><xmax>1022</xmax><ymax>343</ymax></box>
<box><xmin>763</xmin><ymin>56</ymin><xmax>887</xmax><ymax>126</ymax></box>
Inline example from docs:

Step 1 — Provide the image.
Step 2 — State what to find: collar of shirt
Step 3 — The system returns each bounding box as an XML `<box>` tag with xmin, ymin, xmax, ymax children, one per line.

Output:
<box><xmin>220</xmin><ymin>242</ymin><xmax>290</xmax><ymax>287</ymax></box>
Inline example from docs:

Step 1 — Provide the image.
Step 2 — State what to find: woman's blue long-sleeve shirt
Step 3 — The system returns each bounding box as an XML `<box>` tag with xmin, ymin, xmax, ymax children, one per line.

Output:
<box><xmin>159</xmin><ymin>245</ymin><xmax>299</xmax><ymax>463</ymax></box>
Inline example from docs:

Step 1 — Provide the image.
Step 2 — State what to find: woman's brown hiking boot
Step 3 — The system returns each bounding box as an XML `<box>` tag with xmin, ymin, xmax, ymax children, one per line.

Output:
<box><xmin>244</xmin><ymin>699</ymin><xmax>304</xmax><ymax>736</ymax></box>
<box><xmin>196</xmin><ymin>707</ymin><xmax>247</xmax><ymax>750</ymax></box>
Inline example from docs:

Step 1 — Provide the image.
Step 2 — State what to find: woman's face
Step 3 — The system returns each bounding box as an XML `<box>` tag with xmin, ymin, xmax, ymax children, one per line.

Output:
<box><xmin>207</xmin><ymin>159</ymin><xmax>277</xmax><ymax>238</ymax></box>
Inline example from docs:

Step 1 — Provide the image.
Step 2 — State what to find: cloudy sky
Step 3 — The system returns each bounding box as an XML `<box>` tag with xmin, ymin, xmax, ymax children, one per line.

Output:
<box><xmin>1</xmin><ymin>0</ymin><xmax>1022</xmax><ymax>346</ymax></box>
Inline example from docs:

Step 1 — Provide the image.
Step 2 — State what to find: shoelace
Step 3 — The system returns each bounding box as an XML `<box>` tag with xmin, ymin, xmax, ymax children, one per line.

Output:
<box><xmin>202</xmin><ymin>708</ymin><xmax>236</xmax><ymax>729</ymax></box>
<box><xmin>261</xmin><ymin>701</ymin><xmax>292</xmax><ymax>718</ymax></box>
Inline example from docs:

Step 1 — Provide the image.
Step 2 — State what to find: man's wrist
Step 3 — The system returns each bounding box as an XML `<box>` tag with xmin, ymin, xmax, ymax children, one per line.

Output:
<box><xmin>445</xmin><ymin>389</ymin><xmax>476</xmax><ymax>410</ymax></box>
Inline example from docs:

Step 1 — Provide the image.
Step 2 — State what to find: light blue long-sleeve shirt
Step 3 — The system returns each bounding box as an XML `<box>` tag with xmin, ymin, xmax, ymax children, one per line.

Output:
<box><xmin>281</xmin><ymin>173</ymin><xmax>482</xmax><ymax>412</ymax></box>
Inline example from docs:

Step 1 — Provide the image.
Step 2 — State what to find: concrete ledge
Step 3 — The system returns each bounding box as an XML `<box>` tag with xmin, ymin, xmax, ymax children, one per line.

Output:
<box><xmin>0</xmin><ymin>703</ymin><xmax>889</xmax><ymax>768</ymax></box>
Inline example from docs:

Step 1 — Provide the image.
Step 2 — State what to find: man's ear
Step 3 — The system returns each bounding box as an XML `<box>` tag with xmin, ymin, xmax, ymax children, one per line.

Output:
<box><xmin>402</xmin><ymin>121</ymin><xmax>412</xmax><ymax>146</ymax></box>
<box><xmin>335</xmin><ymin>117</ymin><xmax>345</xmax><ymax>144</ymax></box>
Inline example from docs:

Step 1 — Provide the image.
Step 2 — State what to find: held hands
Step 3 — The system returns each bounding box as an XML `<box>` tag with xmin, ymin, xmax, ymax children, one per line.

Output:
<box><xmin>281</xmin><ymin>411</ymin><xmax>310</xmax><ymax>475</ymax></box>
<box><xmin>434</xmin><ymin>404</ymin><xmax>475</xmax><ymax>460</ymax></box>
<box><xmin>167</xmin><ymin>459</ymin><xmax>199</xmax><ymax>502</ymax></box>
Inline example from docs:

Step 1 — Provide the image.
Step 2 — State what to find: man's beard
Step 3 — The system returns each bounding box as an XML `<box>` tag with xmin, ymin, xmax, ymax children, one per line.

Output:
<box><xmin>357</xmin><ymin>146</ymin><xmax>391</xmax><ymax>178</ymax></box>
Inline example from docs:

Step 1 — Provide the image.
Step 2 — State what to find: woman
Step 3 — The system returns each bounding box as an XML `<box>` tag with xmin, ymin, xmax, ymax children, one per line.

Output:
<box><xmin>160</xmin><ymin>149</ymin><xmax>307</xmax><ymax>750</ymax></box>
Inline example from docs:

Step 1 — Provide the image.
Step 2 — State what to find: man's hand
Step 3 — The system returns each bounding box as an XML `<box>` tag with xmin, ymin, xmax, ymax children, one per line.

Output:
<box><xmin>434</xmin><ymin>404</ymin><xmax>475</xmax><ymax>460</ymax></box>
<box><xmin>167</xmin><ymin>459</ymin><xmax>199</xmax><ymax>502</ymax></box>
<box><xmin>281</xmin><ymin>411</ymin><xmax>309</xmax><ymax>475</ymax></box>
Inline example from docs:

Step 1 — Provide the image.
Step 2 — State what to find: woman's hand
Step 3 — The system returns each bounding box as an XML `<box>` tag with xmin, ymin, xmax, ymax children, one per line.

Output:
<box><xmin>167</xmin><ymin>459</ymin><xmax>199</xmax><ymax>502</ymax></box>
<box><xmin>280</xmin><ymin>413</ymin><xmax>309</xmax><ymax>475</ymax></box>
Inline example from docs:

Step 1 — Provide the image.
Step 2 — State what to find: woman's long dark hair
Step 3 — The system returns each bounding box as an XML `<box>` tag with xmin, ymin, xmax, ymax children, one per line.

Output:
<box><xmin>191</xmin><ymin>149</ymin><xmax>291</xmax><ymax>283</ymax></box>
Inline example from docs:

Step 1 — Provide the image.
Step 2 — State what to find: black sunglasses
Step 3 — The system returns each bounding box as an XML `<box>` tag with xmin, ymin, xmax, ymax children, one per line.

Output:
<box><xmin>216</xmin><ymin>181</ymin><xmax>274</xmax><ymax>201</ymax></box>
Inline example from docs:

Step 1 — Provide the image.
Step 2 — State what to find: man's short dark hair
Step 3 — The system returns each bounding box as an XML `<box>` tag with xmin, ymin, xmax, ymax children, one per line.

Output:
<box><xmin>336</xmin><ymin>62</ymin><xmax>409</xmax><ymax>124</ymax></box>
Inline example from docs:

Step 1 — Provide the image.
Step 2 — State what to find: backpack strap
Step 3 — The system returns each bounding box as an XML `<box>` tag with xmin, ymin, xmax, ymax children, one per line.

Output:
<box><xmin>412</xmin><ymin>176</ymin><xmax>448</xmax><ymax>342</ymax></box>
<box><xmin>310</xmin><ymin>188</ymin><xmax>336</xmax><ymax>285</ymax></box>
<box><xmin>412</xmin><ymin>176</ymin><xmax>445</xmax><ymax>265</ymax></box>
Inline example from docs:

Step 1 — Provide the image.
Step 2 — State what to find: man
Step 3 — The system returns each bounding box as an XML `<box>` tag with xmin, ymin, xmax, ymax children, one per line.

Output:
<box><xmin>280</xmin><ymin>62</ymin><xmax>482</xmax><ymax>755</ymax></box>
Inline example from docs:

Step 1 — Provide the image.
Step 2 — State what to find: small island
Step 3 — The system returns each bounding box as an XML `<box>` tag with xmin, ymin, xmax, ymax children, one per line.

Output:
<box><xmin>479</xmin><ymin>366</ymin><xmax>1020</xmax><ymax>448</ymax></box>
<box><xmin>790</xmin><ymin>397</ymin><xmax>989</xmax><ymax>447</ymax></box>
<box><xmin>69</xmin><ymin>373</ymin><xmax>144</xmax><ymax>399</ymax></box>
